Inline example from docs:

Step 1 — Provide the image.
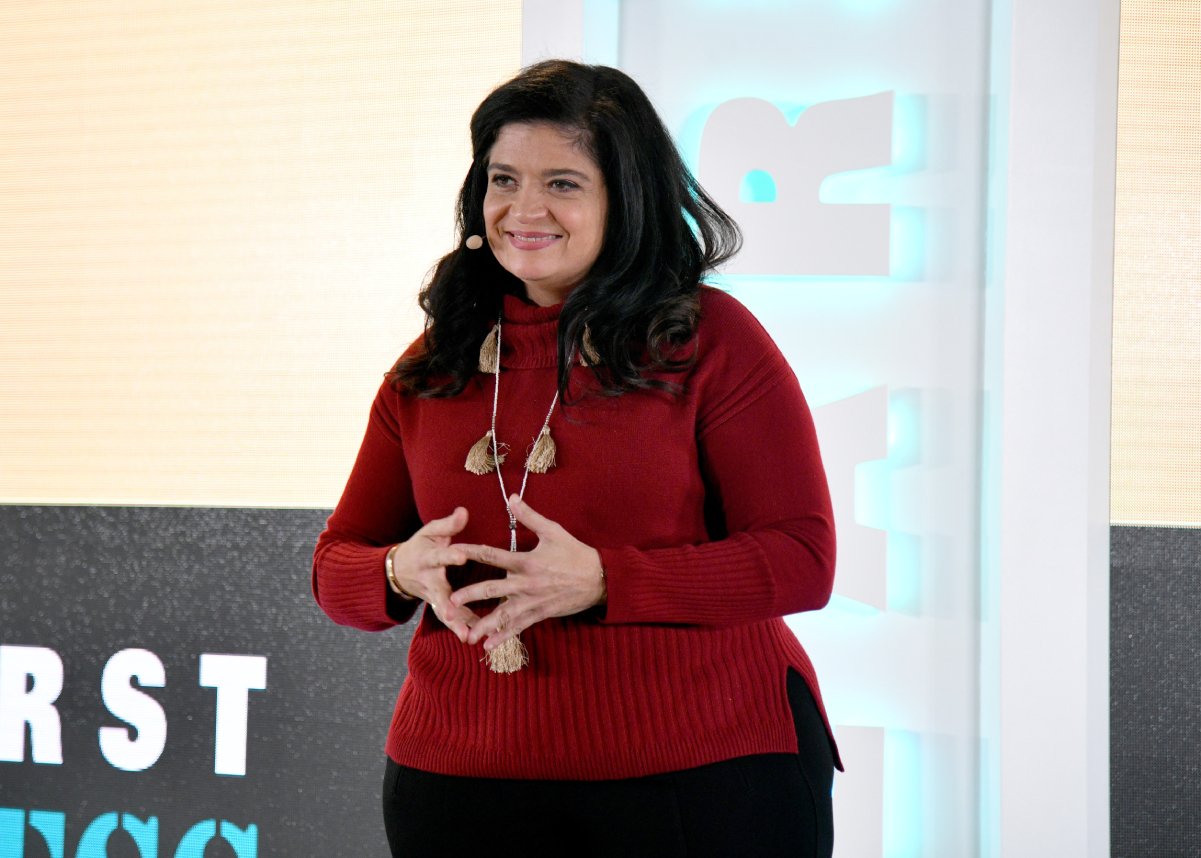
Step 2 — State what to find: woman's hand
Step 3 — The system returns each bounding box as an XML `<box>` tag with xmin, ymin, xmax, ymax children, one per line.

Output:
<box><xmin>390</xmin><ymin>507</ymin><xmax>479</xmax><ymax>643</ymax></box>
<box><xmin>450</xmin><ymin>495</ymin><xmax>606</xmax><ymax>652</ymax></box>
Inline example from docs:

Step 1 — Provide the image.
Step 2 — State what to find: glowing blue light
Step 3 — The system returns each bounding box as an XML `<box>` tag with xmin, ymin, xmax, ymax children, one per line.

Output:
<box><xmin>827</xmin><ymin>593</ymin><xmax>882</xmax><ymax>617</ymax></box>
<box><xmin>740</xmin><ymin>169</ymin><xmax>778</xmax><ymax>203</ymax></box>
<box><xmin>856</xmin><ymin>457</ymin><xmax>891</xmax><ymax>531</ymax></box>
<box><xmin>892</xmin><ymin>95</ymin><xmax>927</xmax><ymax>173</ymax></box>
<box><xmin>884</xmin><ymin>389</ymin><xmax>923</xmax><ymax>613</ymax></box>
<box><xmin>888</xmin><ymin>533</ymin><xmax>922</xmax><ymax>614</ymax></box>
<box><xmin>677</xmin><ymin>101</ymin><xmax>721</xmax><ymax>173</ymax></box>
<box><xmin>890</xmin><ymin>206</ymin><xmax>926</xmax><ymax>282</ymax></box>
<box><xmin>835</xmin><ymin>387</ymin><xmax>923</xmax><ymax>615</ymax></box>
<box><xmin>885</xmin><ymin>729</ymin><xmax>924</xmax><ymax>855</ymax></box>
<box><xmin>887</xmin><ymin>390</ymin><xmax>921</xmax><ymax>466</ymax></box>
<box><xmin>851</xmin><ymin>389</ymin><xmax>921</xmax><ymax>534</ymax></box>
<box><xmin>838</xmin><ymin>0</ymin><xmax>900</xmax><ymax>13</ymax></box>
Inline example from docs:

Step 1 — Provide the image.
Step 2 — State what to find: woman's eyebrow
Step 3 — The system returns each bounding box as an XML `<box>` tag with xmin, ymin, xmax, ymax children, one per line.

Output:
<box><xmin>487</xmin><ymin>163</ymin><xmax>593</xmax><ymax>182</ymax></box>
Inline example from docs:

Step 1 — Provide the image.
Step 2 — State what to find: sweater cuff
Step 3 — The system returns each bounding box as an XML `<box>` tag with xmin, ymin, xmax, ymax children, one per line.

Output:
<box><xmin>596</xmin><ymin>542</ymin><xmax>776</xmax><ymax>626</ymax></box>
<box><xmin>315</xmin><ymin>542</ymin><xmax>418</xmax><ymax>630</ymax></box>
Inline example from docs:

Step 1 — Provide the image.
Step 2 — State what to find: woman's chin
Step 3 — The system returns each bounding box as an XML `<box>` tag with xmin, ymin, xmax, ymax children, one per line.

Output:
<box><xmin>516</xmin><ymin>278</ymin><xmax>579</xmax><ymax>306</ymax></box>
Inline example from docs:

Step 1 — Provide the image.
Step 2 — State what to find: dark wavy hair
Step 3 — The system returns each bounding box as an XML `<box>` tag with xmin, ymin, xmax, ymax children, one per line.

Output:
<box><xmin>391</xmin><ymin>59</ymin><xmax>741</xmax><ymax>398</ymax></box>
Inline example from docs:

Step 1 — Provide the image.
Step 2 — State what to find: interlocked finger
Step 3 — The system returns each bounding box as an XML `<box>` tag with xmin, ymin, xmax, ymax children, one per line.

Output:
<box><xmin>488</xmin><ymin>604</ymin><xmax>524</xmax><ymax>642</ymax></box>
<box><xmin>425</xmin><ymin>548</ymin><xmax>465</xmax><ymax>570</ymax></box>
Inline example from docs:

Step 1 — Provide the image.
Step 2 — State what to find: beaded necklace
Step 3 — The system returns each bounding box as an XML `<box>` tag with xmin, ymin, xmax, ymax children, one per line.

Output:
<box><xmin>463</xmin><ymin>319</ymin><xmax>558</xmax><ymax>673</ymax></box>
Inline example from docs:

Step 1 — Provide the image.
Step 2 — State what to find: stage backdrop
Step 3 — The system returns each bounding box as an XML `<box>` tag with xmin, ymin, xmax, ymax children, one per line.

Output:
<box><xmin>3</xmin><ymin>1</ymin><xmax>1159</xmax><ymax>856</ymax></box>
<box><xmin>608</xmin><ymin>2</ymin><xmax>992</xmax><ymax>855</ymax></box>
<box><xmin>0</xmin><ymin>3</ymin><xmax>520</xmax><ymax>856</ymax></box>
<box><xmin>4</xmin><ymin>0</ymin><xmax>994</xmax><ymax>855</ymax></box>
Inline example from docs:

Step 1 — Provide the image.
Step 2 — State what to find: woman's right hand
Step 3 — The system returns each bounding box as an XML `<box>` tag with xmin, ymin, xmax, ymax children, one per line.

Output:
<box><xmin>389</xmin><ymin>507</ymin><xmax>477</xmax><ymax>643</ymax></box>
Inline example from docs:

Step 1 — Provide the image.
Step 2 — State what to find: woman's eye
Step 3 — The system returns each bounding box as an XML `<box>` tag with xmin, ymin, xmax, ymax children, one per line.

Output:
<box><xmin>550</xmin><ymin>179</ymin><xmax>580</xmax><ymax>191</ymax></box>
<box><xmin>490</xmin><ymin>174</ymin><xmax>514</xmax><ymax>187</ymax></box>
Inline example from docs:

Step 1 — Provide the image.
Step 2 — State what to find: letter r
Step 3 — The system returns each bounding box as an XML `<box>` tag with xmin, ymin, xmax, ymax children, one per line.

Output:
<box><xmin>0</xmin><ymin>645</ymin><xmax>64</xmax><ymax>765</ymax></box>
<box><xmin>699</xmin><ymin>92</ymin><xmax>895</xmax><ymax>276</ymax></box>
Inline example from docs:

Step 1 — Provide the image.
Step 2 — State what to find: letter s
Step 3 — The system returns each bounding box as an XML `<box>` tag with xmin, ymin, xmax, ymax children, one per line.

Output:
<box><xmin>98</xmin><ymin>648</ymin><xmax>167</xmax><ymax>772</ymax></box>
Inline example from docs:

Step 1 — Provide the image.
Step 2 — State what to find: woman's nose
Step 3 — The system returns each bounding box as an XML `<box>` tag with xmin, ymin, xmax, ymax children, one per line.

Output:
<box><xmin>511</xmin><ymin>187</ymin><xmax>548</xmax><ymax>221</ymax></box>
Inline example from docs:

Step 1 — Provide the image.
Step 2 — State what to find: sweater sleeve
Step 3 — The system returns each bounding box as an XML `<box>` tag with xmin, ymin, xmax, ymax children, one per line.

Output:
<box><xmin>312</xmin><ymin>380</ymin><xmax>424</xmax><ymax>631</ymax></box>
<box><xmin>597</xmin><ymin>295</ymin><xmax>836</xmax><ymax>626</ymax></box>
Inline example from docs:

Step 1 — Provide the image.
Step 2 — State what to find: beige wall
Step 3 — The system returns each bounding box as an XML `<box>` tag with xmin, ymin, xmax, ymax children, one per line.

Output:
<box><xmin>1111</xmin><ymin>0</ymin><xmax>1201</xmax><ymax>527</ymax></box>
<box><xmin>0</xmin><ymin>2</ymin><xmax>521</xmax><ymax>507</ymax></box>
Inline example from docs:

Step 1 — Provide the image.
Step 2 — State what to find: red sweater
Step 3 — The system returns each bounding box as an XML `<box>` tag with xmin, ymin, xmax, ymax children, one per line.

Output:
<box><xmin>313</xmin><ymin>287</ymin><xmax>839</xmax><ymax>779</ymax></box>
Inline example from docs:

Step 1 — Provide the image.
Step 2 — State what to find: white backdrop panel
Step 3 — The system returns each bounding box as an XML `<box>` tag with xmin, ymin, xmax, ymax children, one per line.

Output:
<box><xmin>614</xmin><ymin>3</ymin><xmax>992</xmax><ymax>856</ymax></box>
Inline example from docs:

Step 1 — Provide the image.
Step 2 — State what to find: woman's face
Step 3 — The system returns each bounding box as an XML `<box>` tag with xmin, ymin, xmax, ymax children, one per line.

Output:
<box><xmin>483</xmin><ymin>122</ymin><xmax>608</xmax><ymax>307</ymax></box>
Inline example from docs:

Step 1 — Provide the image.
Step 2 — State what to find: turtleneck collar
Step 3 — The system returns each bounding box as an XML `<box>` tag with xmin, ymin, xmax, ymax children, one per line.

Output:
<box><xmin>499</xmin><ymin>293</ymin><xmax>561</xmax><ymax>369</ymax></box>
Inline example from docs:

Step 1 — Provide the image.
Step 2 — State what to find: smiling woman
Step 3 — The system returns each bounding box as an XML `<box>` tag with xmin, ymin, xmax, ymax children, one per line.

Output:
<box><xmin>483</xmin><ymin>123</ymin><xmax>609</xmax><ymax>306</ymax></box>
<box><xmin>313</xmin><ymin>59</ymin><xmax>840</xmax><ymax>857</ymax></box>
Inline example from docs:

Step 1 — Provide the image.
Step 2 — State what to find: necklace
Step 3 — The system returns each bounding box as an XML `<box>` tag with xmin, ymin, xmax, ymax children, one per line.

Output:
<box><xmin>463</xmin><ymin>318</ymin><xmax>559</xmax><ymax>673</ymax></box>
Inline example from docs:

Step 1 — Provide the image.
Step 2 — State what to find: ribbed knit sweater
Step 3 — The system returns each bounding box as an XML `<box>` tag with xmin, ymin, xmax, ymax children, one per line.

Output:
<box><xmin>312</xmin><ymin>287</ymin><xmax>840</xmax><ymax>779</ymax></box>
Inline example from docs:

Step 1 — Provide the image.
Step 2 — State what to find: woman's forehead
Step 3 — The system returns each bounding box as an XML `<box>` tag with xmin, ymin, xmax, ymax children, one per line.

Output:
<box><xmin>486</xmin><ymin>121</ymin><xmax>596</xmax><ymax>164</ymax></box>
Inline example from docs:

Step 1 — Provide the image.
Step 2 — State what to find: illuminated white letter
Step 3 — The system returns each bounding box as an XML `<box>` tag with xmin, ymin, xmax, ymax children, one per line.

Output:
<box><xmin>814</xmin><ymin>387</ymin><xmax>890</xmax><ymax>609</ymax></box>
<box><xmin>0</xmin><ymin>645</ymin><xmax>64</xmax><ymax>764</ymax></box>
<box><xmin>700</xmin><ymin>92</ymin><xmax>895</xmax><ymax>276</ymax></box>
<box><xmin>199</xmin><ymin>654</ymin><xmax>267</xmax><ymax>776</ymax></box>
<box><xmin>98</xmin><ymin>648</ymin><xmax>167</xmax><ymax>772</ymax></box>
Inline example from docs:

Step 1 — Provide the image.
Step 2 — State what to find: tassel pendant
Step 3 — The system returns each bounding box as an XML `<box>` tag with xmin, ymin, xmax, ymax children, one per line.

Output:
<box><xmin>478</xmin><ymin>323</ymin><xmax>500</xmax><ymax>373</ymax></box>
<box><xmin>488</xmin><ymin>635</ymin><xmax>529</xmax><ymax>674</ymax></box>
<box><xmin>525</xmin><ymin>425</ymin><xmax>557</xmax><ymax>474</ymax></box>
<box><xmin>580</xmin><ymin>324</ymin><xmax>600</xmax><ymax>367</ymax></box>
<box><xmin>465</xmin><ymin>430</ymin><xmax>505</xmax><ymax>475</ymax></box>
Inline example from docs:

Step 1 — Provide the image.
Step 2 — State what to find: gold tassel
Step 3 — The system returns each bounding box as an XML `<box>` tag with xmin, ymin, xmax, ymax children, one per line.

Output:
<box><xmin>488</xmin><ymin>635</ymin><xmax>528</xmax><ymax>674</ymax></box>
<box><xmin>465</xmin><ymin>430</ymin><xmax>505</xmax><ymax>475</ymax></box>
<box><xmin>580</xmin><ymin>324</ymin><xmax>600</xmax><ymax>367</ymax></box>
<box><xmin>478</xmin><ymin>323</ymin><xmax>500</xmax><ymax>373</ymax></box>
<box><xmin>525</xmin><ymin>425</ymin><xmax>557</xmax><ymax>474</ymax></box>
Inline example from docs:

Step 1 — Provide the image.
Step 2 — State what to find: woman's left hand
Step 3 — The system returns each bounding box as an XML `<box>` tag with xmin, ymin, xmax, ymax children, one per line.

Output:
<box><xmin>450</xmin><ymin>495</ymin><xmax>606</xmax><ymax>652</ymax></box>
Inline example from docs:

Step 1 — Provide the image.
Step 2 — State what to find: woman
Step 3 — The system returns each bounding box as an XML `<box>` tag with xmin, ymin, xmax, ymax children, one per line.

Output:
<box><xmin>313</xmin><ymin>60</ymin><xmax>840</xmax><ymax>856</ymax></box>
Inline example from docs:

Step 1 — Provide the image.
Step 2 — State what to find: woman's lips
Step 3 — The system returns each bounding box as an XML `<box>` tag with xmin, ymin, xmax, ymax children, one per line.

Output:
<box><xmin>506</xmin><ymin>231</ymin><xmax>561</xmax><ymax>250</ymax></box>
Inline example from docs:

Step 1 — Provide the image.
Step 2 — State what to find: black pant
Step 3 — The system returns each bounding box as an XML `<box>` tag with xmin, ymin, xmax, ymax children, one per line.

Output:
<box><xmin>382</xmin><ymin>670</ymin><xmax>834</xmax><ymax>856</ymax></box>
